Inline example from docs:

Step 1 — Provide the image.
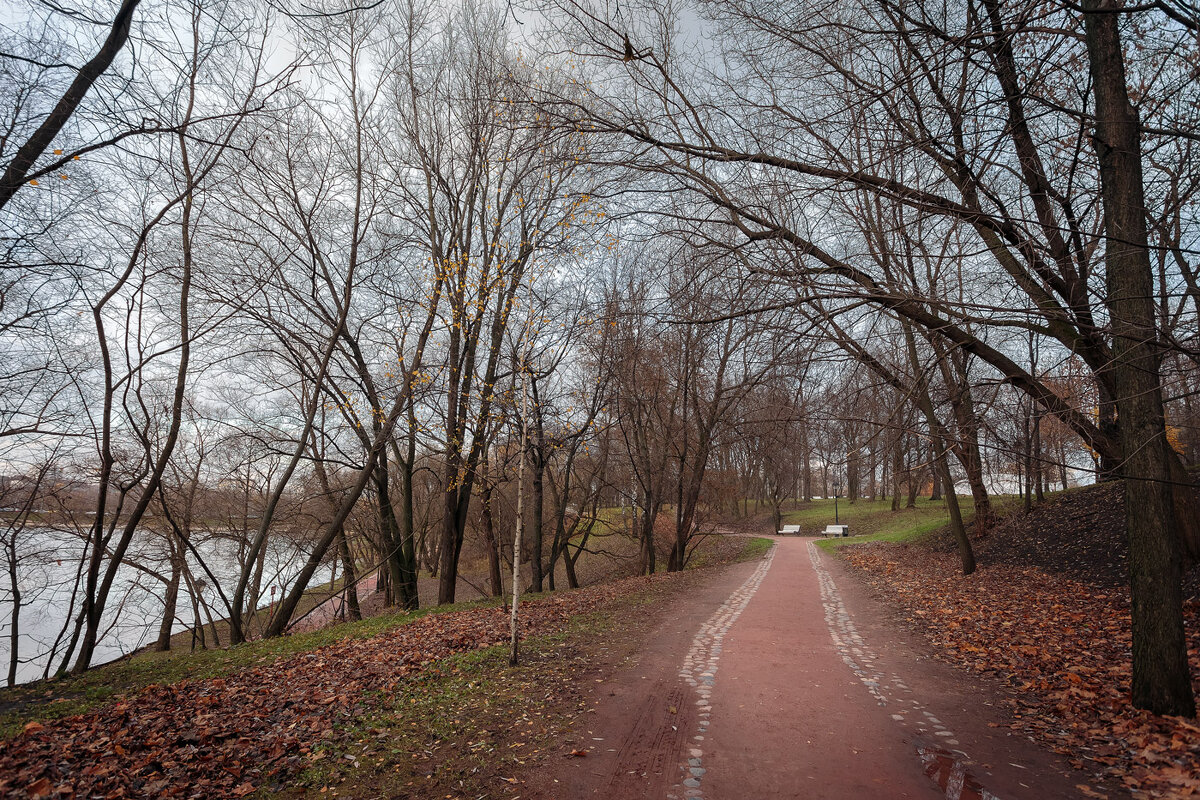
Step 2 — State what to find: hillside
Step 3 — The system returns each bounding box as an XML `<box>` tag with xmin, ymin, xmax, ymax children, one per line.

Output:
<box><xmin>944</xmin><ymin>481</ymin><xmax>1199</xmax><ymax>596</ymax></box>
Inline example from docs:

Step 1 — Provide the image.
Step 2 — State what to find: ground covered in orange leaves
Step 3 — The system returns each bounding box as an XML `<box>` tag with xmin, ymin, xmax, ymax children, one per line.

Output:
<box><xmin>0</xmin><ymin>583</ymin><xmax>634</xmax><ymax>799</ymax></box>
<box><xmin>842</xmin><ymin>541</ymin><xmax>1200</xmax><ymax>799</ymax></box>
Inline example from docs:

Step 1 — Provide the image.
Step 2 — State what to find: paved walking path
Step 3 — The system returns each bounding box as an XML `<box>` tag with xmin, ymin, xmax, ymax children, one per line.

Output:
<box><xmin>544</xmin><ymin>537</ymin><xmax>1097</xmax><ymax>800</ymax></box>
<box><xmin>680</xmin><ymin>539</ymin><xmax>942</xmax><ymax>799</ymax></box>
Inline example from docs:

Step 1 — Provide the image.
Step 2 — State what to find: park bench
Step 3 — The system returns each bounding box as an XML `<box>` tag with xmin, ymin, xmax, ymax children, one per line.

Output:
<box><xmin>778</xmin><ymin>524</ymin><xmax>802</xmax><ymax>535</ymax></box>
<box><xmin>822</xmin><ymin>524</ymin><xmax>850</xmax><ymax>537</ymax></box>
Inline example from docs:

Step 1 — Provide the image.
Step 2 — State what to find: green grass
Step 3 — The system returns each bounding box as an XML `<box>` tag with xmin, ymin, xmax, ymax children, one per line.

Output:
<box><xmin>805</xmin><ymin>495</ymin><xmax>1021</xmax><ymax>553</ymax></box>
<box><xmin>782</xmin><ymin>497</ymin><xmax>930</xmax><ymax>527</ymax></box>
<box><xmin>0</xmin><ymin>595</ymin><xmax>504</xmax><ymax>739</ymax></box>
<box><xmin>794</xmin><ymin>498</ymin><xmax>952</xmax><ymax>553</ymax></box>
<box><xmin>734</xmin><ymin>536</ymin><xmax>773</xmax><ymax>561</ymax></box>
<box><xmin>278</xmin><ymin>580</ymin><xmax>671</xmax><ymax>798</ymax></box>
<box><xmin>814</xmin><ymin>511</ymin><xmax>952</xmax><ymax>553</ymax></box>
<box><xmin>780</xmin><ymin>497</ymin><xmax>952</xmax><ymax>548</ymax></box>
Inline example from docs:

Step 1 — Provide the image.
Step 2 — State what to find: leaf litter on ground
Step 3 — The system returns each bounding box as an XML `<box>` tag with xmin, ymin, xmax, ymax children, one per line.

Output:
<box><xmin>0</xmin><ymin>581</ymin><xmax>635</xmax><ymax>799</ymax></box>
<box><xmin>842</xmin><ymin>542</ymin><xmax>1200</xmax><ymax>800</ymax></box>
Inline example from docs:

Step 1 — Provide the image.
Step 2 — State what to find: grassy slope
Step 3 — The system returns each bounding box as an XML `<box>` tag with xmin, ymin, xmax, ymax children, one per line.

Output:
<box><xmin>276</xmin><ymin>585</ymin><xmax>652</xmax><ymax>798</ymax></box>
<box><xmin>0</xmin><ymin>535</ymin><xmax>770</xmax><ymax>740</ymax></box>
<box><xmin>791</xmin><ymin>496</ymin><xmax>1021</xmax><ymax>553</ymax></box>
<box><xmin>0</xmin><ymin>597</ymin><xmax>502</xmax><ymax>739</ymax></box>
<box><xmin>281</xmin><ymin>534</ymin><xmax>773</xmax><ymax>799</ymax></box>
<box><xmin>781</xmin><ymin>498</ymin><xmax>954</xmax><ymax>551</ymax></box>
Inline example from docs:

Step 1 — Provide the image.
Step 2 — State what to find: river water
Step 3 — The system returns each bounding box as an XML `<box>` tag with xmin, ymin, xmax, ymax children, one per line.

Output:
<box><xmin>0</xmin><ymin>527</ymin><xmax>325</xmax><ymax>685</ymax></box>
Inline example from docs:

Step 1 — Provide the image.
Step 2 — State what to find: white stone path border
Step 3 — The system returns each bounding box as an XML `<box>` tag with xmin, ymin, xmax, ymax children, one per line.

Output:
<box><xmin>807</xmin><ymin>541</ymin><xmax>1004</xmax><ymax>800</ymax></box>
<box><xmin>668</xmin><ymin>544</ymin><xmax>777</xmax><ymax>800</ymax></box>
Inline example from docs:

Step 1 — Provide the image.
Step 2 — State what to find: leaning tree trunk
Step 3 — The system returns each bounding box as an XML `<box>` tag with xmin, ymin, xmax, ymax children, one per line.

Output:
<box><xmin>0</xmin><ymin>0</ymin><xmax>141</xmax><ymax>211</ymax></box>
<box><xmin>904</xmin><ymin>324</ymin><xmax>974</xmax><ymax>575</ymax></box>
<box><xmin>946</xmin><ymin>375</ymin><xmax>993</xmax><ymax>536</ymax></box>
<box><xmin>155</xmin><ymin>548</ymin><xmax>182</xmax><ymax>652</ymax></box>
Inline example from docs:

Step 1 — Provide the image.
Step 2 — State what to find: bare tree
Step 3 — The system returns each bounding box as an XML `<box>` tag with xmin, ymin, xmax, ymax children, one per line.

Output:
<box><xmin>541</xmin><ymin>0</ymin><xmax>1200</xmax><ymax>714</ymax></box>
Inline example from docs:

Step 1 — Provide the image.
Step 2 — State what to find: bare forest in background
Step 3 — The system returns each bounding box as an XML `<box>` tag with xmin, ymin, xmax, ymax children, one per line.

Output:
<box><xmin>1</xmin><ymin>0</ymin><xmax>1198</xmax><ymax>716</ymax></box>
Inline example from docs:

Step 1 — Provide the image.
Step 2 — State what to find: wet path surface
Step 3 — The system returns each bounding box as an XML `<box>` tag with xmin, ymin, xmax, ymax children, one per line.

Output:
<box><xmin>693</xmin><ymin>539</ymin><xmax>945</xmax><ymax>800</ymax></box>
<box><xmin>543</xmin><ymin>537</ymin><xmax>1102</xmax><ymax>800</ymax></box>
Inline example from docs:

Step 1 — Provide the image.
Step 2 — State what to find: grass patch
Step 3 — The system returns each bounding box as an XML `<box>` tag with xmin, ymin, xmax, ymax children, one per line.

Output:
<box><xmin>735</xmin><ymin>536</ymin><xmax>773</xmax><ymax>561</ymax></box>
<box><xmin>781</xmin><ymin>498</ymin><xmax>953</xmax><ymax>552</ymax></box>
<box><xmin>814</xmin><ymin>512</ymin><xmax>950</xmax><ymax>552</ymax></box>
<box><xmin>809</xmin><ymin>495</ymin><xmax>1022</xmax><ymax>553</ymax></box>
<box><xmin>278</xmin><ymin>582</ymin><xmax>666</xmax><ymax>799</ymax></box>
<box><xmin>0</xmin><ymin>595</ymin><xmax>503</xmax><ymax>739</ymax></box>
<box><xmin>782</xmin><ymin>498</ymin><xmax>940</xmax><ymax>530</ymax></box>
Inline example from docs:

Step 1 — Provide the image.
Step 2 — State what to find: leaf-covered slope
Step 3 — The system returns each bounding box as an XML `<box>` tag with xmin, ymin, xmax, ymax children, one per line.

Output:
<box><xmin>963</xmin><ymin>481</ymin><xmax>1198</xmax><ymax>595</ymax></box>
<box><xmin>0</xmin><ymin>584</ymin><xmax>627</xmax><ymax>799</ymax></box>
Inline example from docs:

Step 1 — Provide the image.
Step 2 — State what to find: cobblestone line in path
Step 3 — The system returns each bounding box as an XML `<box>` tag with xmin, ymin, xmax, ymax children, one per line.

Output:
<box><xmin>667</xmin><ymin>545</ymin><xmax>777</xmax><ymax>800</ymax></box>
<box><xmin>807</xmin><ymin>541</ymin><xmax>1003</xmax><ymax>800</ymax></box>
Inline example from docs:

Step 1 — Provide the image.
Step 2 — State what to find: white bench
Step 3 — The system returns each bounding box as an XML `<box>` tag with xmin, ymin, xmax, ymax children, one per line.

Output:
<box><xmin>822</xmin><ymin>525</ymin><xmax>850</xmax><ymax>537</ymax></box>
<box><xmin>778</xmin><ymin>525</ymin><xmax>802</xmax><ymax>535</ymax></box>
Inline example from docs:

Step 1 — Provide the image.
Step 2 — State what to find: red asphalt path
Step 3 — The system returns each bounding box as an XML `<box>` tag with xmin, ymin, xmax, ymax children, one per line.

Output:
<box><xmin>686</xmin><ymin>536</ymin><xmax>1091</xmax><ymax>800</ymax></box>
<box><xmin>546</xmin><ymin>535</ymin><xmax>1098</xmax><ymax>799</ymax></box>
<box><xmin>696</xmin><ymin>538</ymin><xmax>944</xmax><ymax>799</ymax></box>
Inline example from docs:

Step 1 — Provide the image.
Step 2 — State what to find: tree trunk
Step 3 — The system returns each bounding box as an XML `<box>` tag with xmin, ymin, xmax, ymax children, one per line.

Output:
<box><xmin>944</xmin><ymin>368</ymin><xmax>993</xmax><ymax>536</ymax></box>
<box><xmin>1023</xmin><ymin>405</ymin><xmax>1034</xmax><ymax>513</ymax></box>
<box><xmin>637</xmin><ymin>504</ymin><xmax>657</xmax><ymax>576</ymax></box>
<box><xmin>802</xmin><ymin>429</ymin><xmax>813</xmax><ymax>502</ymax></box>
<box><xmin>868</xmin><ymin>446</ymin><xmax>878</xmax><ymax>501</ymax></box>
<box><xmin>903</xmin><ymin>324</ymin><xmax>975</xmax><ymax>574</ymax></box>
<box><xmin>564</xmin><ymin>544</ymin><xmax>581</xmax><ymax>589</ymax></box>
<box><xmin>6</xmin><ymin>536</ymin><xmax>20</xmax><ymax>687</ymax></box>
<box><xmin>929</xmin><ymin>444</ymin><xmax>943</xmax><ymax>501</ymax></box>
<box><xmin>528</xmin><ymin>450</ymin><xmax>545</xmax><ymax>593</ymax></box>
<box><xmin>1083</xmin><ymin>0</ymin><xmax>1194</xmax><ymax>716</ymax></box>
<box><xmin>1033</xmin><ymin>411</ymin><xmax>1045</xmax><ymax>502</ymax></box>
<box><xmin>154</xmin><ymin>548</ymin><xmax>182</xmax><ymax>652</ymax></box>
<box><xmin>510</xmin><ymin>369</ymin><xmax>530</xmax><ymax>666</ymax></box>
<box><xmin>395</xmin><ymin>403</ymin><xmax>421</xmax><ymax>610</ymax></box>
<box><xmin>336</xmin><ymin>528</ymin><xmax>361</xmax><ymax>621</ymax></box>
<box><xmin>480</xmin><ymin>474</ymin><xmax>504</xmax><ymax>597</ymax></box>
<box><xmin>891</xmin><ymin>439</ymin><xmax>902</xmax><ymax>512</ymax></box>
<box><xmin>847</xmin><ymin>447</ymin><xmax>861</xmax><ymax>504</ymax></box>
<box><xmin>374</xmin><ymin>453</ymin><xmax>411</xmax><ymax>609</ymax></box>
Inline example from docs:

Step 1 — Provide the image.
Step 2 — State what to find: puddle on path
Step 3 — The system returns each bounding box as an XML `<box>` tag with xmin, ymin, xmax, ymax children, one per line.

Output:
<box><xmin>918</xmin><ymin>745</ymin><xmax>1002</xmax><ymax>800</ymax></box>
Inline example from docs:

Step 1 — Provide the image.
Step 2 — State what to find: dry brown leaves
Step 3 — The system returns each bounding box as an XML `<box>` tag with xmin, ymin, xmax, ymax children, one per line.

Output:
<box><xmin>843</xmin><ymin>543</ymin><xmax>1200</xmax><ymax>799</ymax></box>
<box><xmin>0</xmin><ymin>583</ymin><xmax>629</xmax><ymax>799</ymax></box>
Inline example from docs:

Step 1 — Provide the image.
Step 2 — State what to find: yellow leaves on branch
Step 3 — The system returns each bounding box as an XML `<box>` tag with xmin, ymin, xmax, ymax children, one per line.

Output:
<box><xmin>1166</xmin><ymin>424</ymin><xmax>1186</xmax><ymax>456</ymax></box>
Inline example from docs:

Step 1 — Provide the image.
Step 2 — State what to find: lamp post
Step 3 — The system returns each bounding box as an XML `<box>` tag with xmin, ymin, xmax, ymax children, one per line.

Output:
<box><xmin>833</xmin><ymin>475</ymin><xmax>842</xmax><ymax>524</ymax></box>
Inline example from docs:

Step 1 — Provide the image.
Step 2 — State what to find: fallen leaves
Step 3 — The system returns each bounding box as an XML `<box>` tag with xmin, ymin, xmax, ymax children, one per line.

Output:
<box><xmin>0</xmin><ymin>583</ymin><xmax>631</xmax><ymax>799</ymax></box>
<box><xmin>843</xmin><ymin>542</ymin><xmax>1200</xmax><ymax>800</ymax></box>
<box><xmin>23</xmin><ymin>778</ymin><xmax>50</xmax><ymax>798</ymax></box>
